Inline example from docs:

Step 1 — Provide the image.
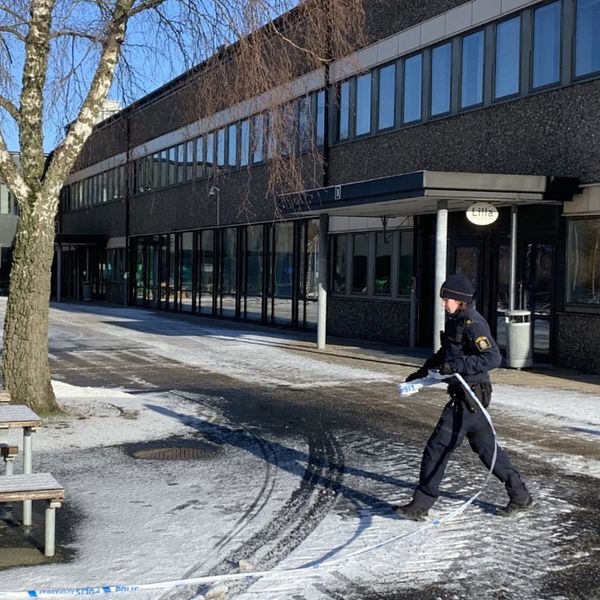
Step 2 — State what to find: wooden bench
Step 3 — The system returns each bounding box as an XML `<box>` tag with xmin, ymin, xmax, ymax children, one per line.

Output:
<box><xmin>0</xmin><ymin>473</ymin><xmax>65</xmax><ymax>557</ymax></box>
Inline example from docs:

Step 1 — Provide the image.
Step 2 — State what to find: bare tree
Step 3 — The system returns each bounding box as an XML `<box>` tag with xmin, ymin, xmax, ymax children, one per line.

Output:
<box><xmin>0</xmin><ymin>0</ymin><xmax>364</xmax><ymax>411</ymax></box>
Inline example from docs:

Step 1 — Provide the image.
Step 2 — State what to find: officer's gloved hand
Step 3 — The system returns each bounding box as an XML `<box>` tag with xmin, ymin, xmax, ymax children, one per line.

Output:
<box><xmin>438</xmin><ymin>362</ymin><xmax>456</xmax><ymax>375</ymax></box>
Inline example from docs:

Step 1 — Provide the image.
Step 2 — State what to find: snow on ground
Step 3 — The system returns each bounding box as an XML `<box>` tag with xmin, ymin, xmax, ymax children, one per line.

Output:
<box><xmin>0</xmin><ymin>300</ymin><xmax>598</xmax><ymax>599</ymax></box>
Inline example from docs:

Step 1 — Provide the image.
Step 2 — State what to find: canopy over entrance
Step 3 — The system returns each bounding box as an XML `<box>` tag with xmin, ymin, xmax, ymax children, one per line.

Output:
<box><xmin>281</xmin><ymin>171</ymin><xmax>579</xmax><ymax>218</ymax></box>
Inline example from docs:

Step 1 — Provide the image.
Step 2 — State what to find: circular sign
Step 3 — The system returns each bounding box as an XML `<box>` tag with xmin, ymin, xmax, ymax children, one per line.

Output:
<box><xmin>466</xmin><ymin>202</ymin><xmax>499</xmax><ymax>226</ymax></box>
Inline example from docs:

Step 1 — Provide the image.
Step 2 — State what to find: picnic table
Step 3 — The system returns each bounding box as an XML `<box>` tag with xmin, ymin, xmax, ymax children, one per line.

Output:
<box><xmin>0</xmin><ymin>404</ymin><xmax>43</xmax><ymax>525</ymax></box>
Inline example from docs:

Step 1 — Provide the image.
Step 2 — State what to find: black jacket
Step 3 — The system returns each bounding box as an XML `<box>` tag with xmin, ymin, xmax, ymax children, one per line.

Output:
<box><xmin>421</xmin><ymin>305</ymin><xmax>502</xmax><ymax>385</ymax></box>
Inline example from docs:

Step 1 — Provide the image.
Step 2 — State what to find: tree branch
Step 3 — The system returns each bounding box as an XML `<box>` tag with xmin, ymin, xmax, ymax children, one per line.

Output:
<box><xmin>44</xmin><ymin>0</ymin><xmax>136</xmax><ymax>197</ymax></box>
<box><xmin>0</xmin><ymin>134</ymin><xmax>29</xmax><ymax>205</ymax></box>
<box><xmin>0</xmin><ymin>94</ymin><xmax>20</xmax><ymax>124</ymax></box>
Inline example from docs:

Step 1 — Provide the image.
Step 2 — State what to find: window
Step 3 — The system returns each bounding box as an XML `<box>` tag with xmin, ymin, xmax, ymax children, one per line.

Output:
<box><xmin>337</xmin><ymin>80</ymin><xmax>350</xmax><ymax>140</ymax></box>
<box><xmin>228</xmin><ymin>123</ymin><xmax>237</xmax><ymax>167</ymax></box>
<box><xmin>177</xmin><ymin>144</ymin><xmax>185</xmax><ymax>183</ymax></box>
<box><xmin>374</xmin><ymin>232</ymin><xmax>391</xmax><ymax>294</ymax></box>
<box><xmin>206</xmin><ymin>132</ymin><xmax>214</xmax><ymax>171</ymax></box>
<box><xmin>315</xmin><ymin>90</ymin><xmax>325</xmax><ymax>147</ymax></box>
<box><xmin>568</xmin><ymin>219</ymin><xmax>600</xmax><ymax>304</ymax></box>
<box><xmin>168</xmin><ymin>146</ymin><xmax>176</xmax><ymax>185</ymax></box>
<box><xmin>378</xmin><ymin>63</ymin><xmax>396</xmax><ymax>130</ymax></box>
<box><xmin>185</xmin><ymin>140</ymin><xmax>195</xmax><ymax>181</ymax></box>
<box><xmin>240</xmin><ymin>119</ymin><xmax>250</xmax><ymax>166</ymax></box>
<box><xmin>298</xmin><ymin>96</ymin><xmax>312</xmax><ymax>152</ymax></box>
<box><xmin>495</xmin><ymin>17</ymin><xmax>521</xmax><ymax>99</ymax></box>
<box><xmin>532</xmin><ymin>1</ymin><xmax>561</xmax><ymax>88</ymax></box>
<box><xmin>575</xmin><ymin>0</ymin><xmax>600</xmax><ymax>77</ymax></box>
<box><xmin>331</xmin><ymin>235</ymin><xmax>347</xmax><ymax>293</ymax></box>
<box><xmin>195</xmin><ymin>137</ymin><xmax>204</xmax><ymax>178</ymax></box>
<box><xmin>461</xmin><ymin>30</ymin><xmax>484</xmax><ymax>108</ymax></box>
<box><xmin>217</xmin><ymin>128</ymin><xmax>226</xmax><ymax>167</ymax></box>
<box><xmin>160</xmin><ymin>149</ymin><xmax>168</xmax><ymax>187</ymax></box>
<box><xmin>252</xmin><ymin>114</ymin><xmax>265</xmax><ymax>163</ymax></box>
<box><xmin>403</xmin><ymin>53</ymin><xmax>422</xmax><ymax>123</ymax></box>
<box><xmin>351</xmin><ymin>233</ymin><xmax>368</xmax><ymax>294</ymax></box>
<box><xmin>431</xmin><ymin>43</ymin><xmax>452</xmax><ymax>116</ymax></box>
<box><xmin>355</xmin><ymin>73</ymin><xmax>372</xmax><ymax>136</ymax></box>
<box><xmin>398</xmin><ymin>231</ymin><xmax>414</xmax><ymax>295</ymax></box>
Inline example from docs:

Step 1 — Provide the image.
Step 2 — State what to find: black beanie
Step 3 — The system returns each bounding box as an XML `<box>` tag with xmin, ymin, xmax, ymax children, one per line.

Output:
<box><xmin>440</xmin><ymin>274</ymin><xmax>474</xmax><ymax>302</ymax></box>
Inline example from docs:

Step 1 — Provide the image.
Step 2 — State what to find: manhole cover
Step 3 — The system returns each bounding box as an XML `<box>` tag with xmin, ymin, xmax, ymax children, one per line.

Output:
<box><xmin>132</xmin><ymin>445</ymin><xmax>218</xmax><ymax>460</ymax></box>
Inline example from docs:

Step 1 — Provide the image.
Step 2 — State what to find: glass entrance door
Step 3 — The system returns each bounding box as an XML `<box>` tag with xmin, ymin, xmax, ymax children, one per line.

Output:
<box><xmin>523</xmin><ymin>242</ymin><xmax>553</xmax><ymax>357</ymax></box>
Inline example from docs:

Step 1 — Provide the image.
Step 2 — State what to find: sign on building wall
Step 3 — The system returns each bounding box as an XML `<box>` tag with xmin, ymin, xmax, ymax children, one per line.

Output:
<box><xmin>466</xmin><ymin>202</ymin><xmax>499</xmax><ymax>226</ymax></box>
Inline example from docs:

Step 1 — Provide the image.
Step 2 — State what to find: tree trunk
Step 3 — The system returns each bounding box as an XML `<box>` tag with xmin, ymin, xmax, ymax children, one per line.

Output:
<box><xmin>2</xmin><ymin>191</ymin><xmax>60</xmax><ymax>413</ymax></box>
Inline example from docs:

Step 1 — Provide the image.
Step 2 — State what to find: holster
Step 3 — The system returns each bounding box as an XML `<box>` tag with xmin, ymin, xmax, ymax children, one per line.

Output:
<box><xmin>448</xmin><ymin>382</ymin><xmax>492</xmax><ymax>412</ymax></box>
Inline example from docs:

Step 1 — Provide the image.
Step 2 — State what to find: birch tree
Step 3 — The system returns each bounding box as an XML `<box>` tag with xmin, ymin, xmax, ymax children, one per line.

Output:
<box><xmin>0</xmin><ymin>0</ymin><xmax>364</xmax><ymax>411</ymax></box>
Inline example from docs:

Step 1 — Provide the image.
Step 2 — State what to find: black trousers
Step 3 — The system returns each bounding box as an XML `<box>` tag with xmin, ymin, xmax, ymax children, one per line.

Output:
<box><xmin>412</xmin><ymin>393</ymin><xmax>529</xmax><ymax>510</ymax></box>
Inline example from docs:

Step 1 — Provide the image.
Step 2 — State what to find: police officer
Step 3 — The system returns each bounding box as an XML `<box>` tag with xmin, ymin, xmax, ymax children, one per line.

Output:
<box><xmin>395</xmin><ymin>273</ymin><xmax>533</xmax><ymax>521</ymax></box>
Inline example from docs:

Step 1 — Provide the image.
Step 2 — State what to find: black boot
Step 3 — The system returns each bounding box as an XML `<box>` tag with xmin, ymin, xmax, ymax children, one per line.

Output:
<box><xmin>497</xmin><ymin>494</ymin><xmax>534</xmax><ymax>517</ymax></box>
<box><xmin>393</xmin><ymin>501</ymin><xmax>429</xmax><ymax>522</ymax></box>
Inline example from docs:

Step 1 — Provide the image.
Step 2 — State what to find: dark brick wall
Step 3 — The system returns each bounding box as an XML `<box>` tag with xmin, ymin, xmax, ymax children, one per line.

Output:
<box><xmin>60</xmin><ymin>201</ymin><xmax>126</xmax><ymax>237</ymax></box>
<box><xmin>363</xmin><ymin>0</ymin><xmax>468</xmax><ymax>42</ymax></box>
<box><xmin>555</xmin><ymin>313</ymin><xmax>600</xmax><ymax>373</ymax></box>
<box><xmin>327</xmin><ymin>296</ymin><xmax>411</xmax><ymax>344</ymax></box>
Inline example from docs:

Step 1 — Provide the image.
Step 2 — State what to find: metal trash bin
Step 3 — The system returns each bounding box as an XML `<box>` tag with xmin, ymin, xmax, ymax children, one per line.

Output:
<box><xmin>82</xmin><ymin>281</ymin><xmax>92</xmax><ymax>302</ymax></box>
<box><xmin>505</xmin><ymin>310</ymin><xmax>533</xmax><ymax>369</ymax></box>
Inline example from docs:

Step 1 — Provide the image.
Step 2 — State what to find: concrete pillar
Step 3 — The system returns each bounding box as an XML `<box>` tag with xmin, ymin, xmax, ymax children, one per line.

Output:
<box><xmin>56</xmin><ymin>245</ymin><xmax>62</xmax><ymax>302</ymax></box>
<box><xmin>434</xmin><ymin>200</ymin><xmax>448</xmax><ymax>352</ymax></box>
<box><xmin>317</xmin><ymin>214</ymin><xmax>329</xmax><ymax>349</ymax></box>
<box><xmin>509</xmin><ymin>205</ymin><xmax>518</xmax><ymax>311</ymax></box>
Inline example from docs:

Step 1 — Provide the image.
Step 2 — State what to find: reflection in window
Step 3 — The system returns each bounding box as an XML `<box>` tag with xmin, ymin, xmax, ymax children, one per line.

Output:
<box><xmin>217</xmin><ymin>128</ymin><xmax>226</xmax><ymax>167</ymax></box>
<box><xmin>196</xmin><ymin>137</ymin><xmax>204</xmax><ymax>178</ymax></box>
<box><xmin>177</xmin><ymin>144</ymin><xmax>185</xmax><ymax>183</ymax></box>
<box><xmin>180</xmin><ymin>232</ymin><xmax>193</xmax><ymax>312</ymax></box>
<box><xmin>461</xmin><ymin>31</ymin><xmax>484</xmax><ymax>108</ymax></box>
<box><xmin>252</xmin><ymin>114</ymin><xmax>265</xmax><ymax>163</ymax></box>
<box><xmin>495</xmin><ymin>16</ymin><xmax>520</xmax><ymax>99</ymax></box>
<box><xmin>315</xmin><ymin>90</ymin><xmax>325</xmax><ymax>147</ymax></box>
<box><xmin>356</xmin><ymin>73</ymin><xmax>372</xmax><ymax>136</ymax></box>
<box><xmin>533</xmin><ymin>1</ymin><xmax>561</xmax><ymax>88</ymax></box>
<box><xmin>331</xmin><ymin>235</ymin><xmax>347</xmax><ymax>293</ymax></box>
<box><xmin>575</xmin><ymin>0</ymin><xmax>600</xmax><ymax>77</ymax></box>
<box><xmin>352</xmin><ymin>233</ymin><xmax>368</xmax><ymax>294</ymax></box>
<box><xmin>186</xmin><ymin>141</ymin><xmax>194</xmax><ymax>181</ymax></box>
<box><xmin>228</xmin><ymin>123</ymin><xmax>237</xmax><ymax>167</ymax></box>
<box><xmin>337</xmin><ymin>80</ymin><xmax>350</xmax><ymax>140</ymax></box>
<box><xmin>199</xmin><ymin>230</ymin><xmax>214</xmax><ymax>314</ymax></box>
<box><xmin>378</xmin><ymin>63</ymin><xmax>396</xmax><ymax>130</ymax></box>
<box><xmin>240</xmin><ymin>119</ymin><xmax>250</xmax><ymax>166</ymax></box>
<box><xmin>403</xmin><ymin>53</ymin><xmax>422</xmax><ymax>123</ymax></box>
<box><xmin>245</xmin><ymin>225</ymin><xmax>263</xmax><ymax>321</ymax></box>
<box><xmin>431</xmin><ymin>43</ymin><xmax>452</xmax><ymax>116</ymax></box>
<box><xmin>206</xmin><ymin>132</ymin><xmax>214</xmax><ymax>170</ymax></box>
<box><xmin>298</xmin><ymin>96</ymin><xmax>312</xmax><ymax>153</ymax></box>
<box><xmin>398</xmin><ymin>231</ymin><xmax>414</xmax><ymax>295</ymax></box>
<box><xmin>568</xmin><ymin>219</ymin><xmax>600</xmax><ymax>304</ymax></box>
<box><xmin>168</xmin><ymin>146</ymin><xmax>176</xmax><ymax>185</ymax></box>
<box><xmin>374</xmin><ymin>233</ymin><xmax>391</xmax><ymax>294</ymax></box>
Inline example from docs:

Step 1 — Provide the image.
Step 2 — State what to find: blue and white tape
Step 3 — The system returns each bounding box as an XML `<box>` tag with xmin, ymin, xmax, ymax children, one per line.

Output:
<box><xmin>0</xmin><ymin>373</ymin><xmax>497</xmax><ymax>600</ymax></box>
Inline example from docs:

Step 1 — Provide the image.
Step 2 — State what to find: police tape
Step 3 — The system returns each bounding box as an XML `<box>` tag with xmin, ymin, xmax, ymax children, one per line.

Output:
<box><xmin>0</xmin><ymin>373</ymin><xmax>497</xmax><ymax>600</ymax></box>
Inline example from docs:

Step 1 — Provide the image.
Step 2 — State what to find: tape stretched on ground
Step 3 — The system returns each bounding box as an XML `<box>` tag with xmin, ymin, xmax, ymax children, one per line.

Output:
<box><xmin>0</xmin><ymin>373</ymin><xmax>497</xmax><ymax>600</ymax></box>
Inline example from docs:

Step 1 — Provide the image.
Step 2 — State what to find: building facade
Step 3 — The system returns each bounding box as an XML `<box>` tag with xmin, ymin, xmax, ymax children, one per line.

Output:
<box><xmin>56</xmin><ymin>0</ymin><xmax>600</xmax><ymax>372</ymax></box>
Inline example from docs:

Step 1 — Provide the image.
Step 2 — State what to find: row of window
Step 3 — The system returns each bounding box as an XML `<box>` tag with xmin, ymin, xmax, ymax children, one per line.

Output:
<box><xmin>129</xmin><ymin>219</ymin><xmax>321</xmax><ymax>327</ymax></box>
<box><xmin>62</xmin><ymin>90</ymin><xmax>325</xmax><ymax>211</ymax></box>
<box><xmin>334</xmin><ymin>0</ymin><xmax>600</xmax><ymax>139</ymax></box>
<box><xmin>331</xmin><ymin>230</ymin><xmax>414</xmax><ymax>298</ymax></box>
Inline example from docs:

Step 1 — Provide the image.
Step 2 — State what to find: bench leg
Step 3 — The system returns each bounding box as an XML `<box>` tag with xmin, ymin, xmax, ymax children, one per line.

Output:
<box><xmin>4</xmin><ymin>456</ymin><xmax>14</xmax><ymax>476</ymax></box>
<box><xmin>23</xmin><ymin>429</ymin><xmax>33</xmax><ymax>526</ymax></box>
<box><xmin>45</xmin><ymin>501</ymin><xmax>61</xmax><ymax>557</ymax></box>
